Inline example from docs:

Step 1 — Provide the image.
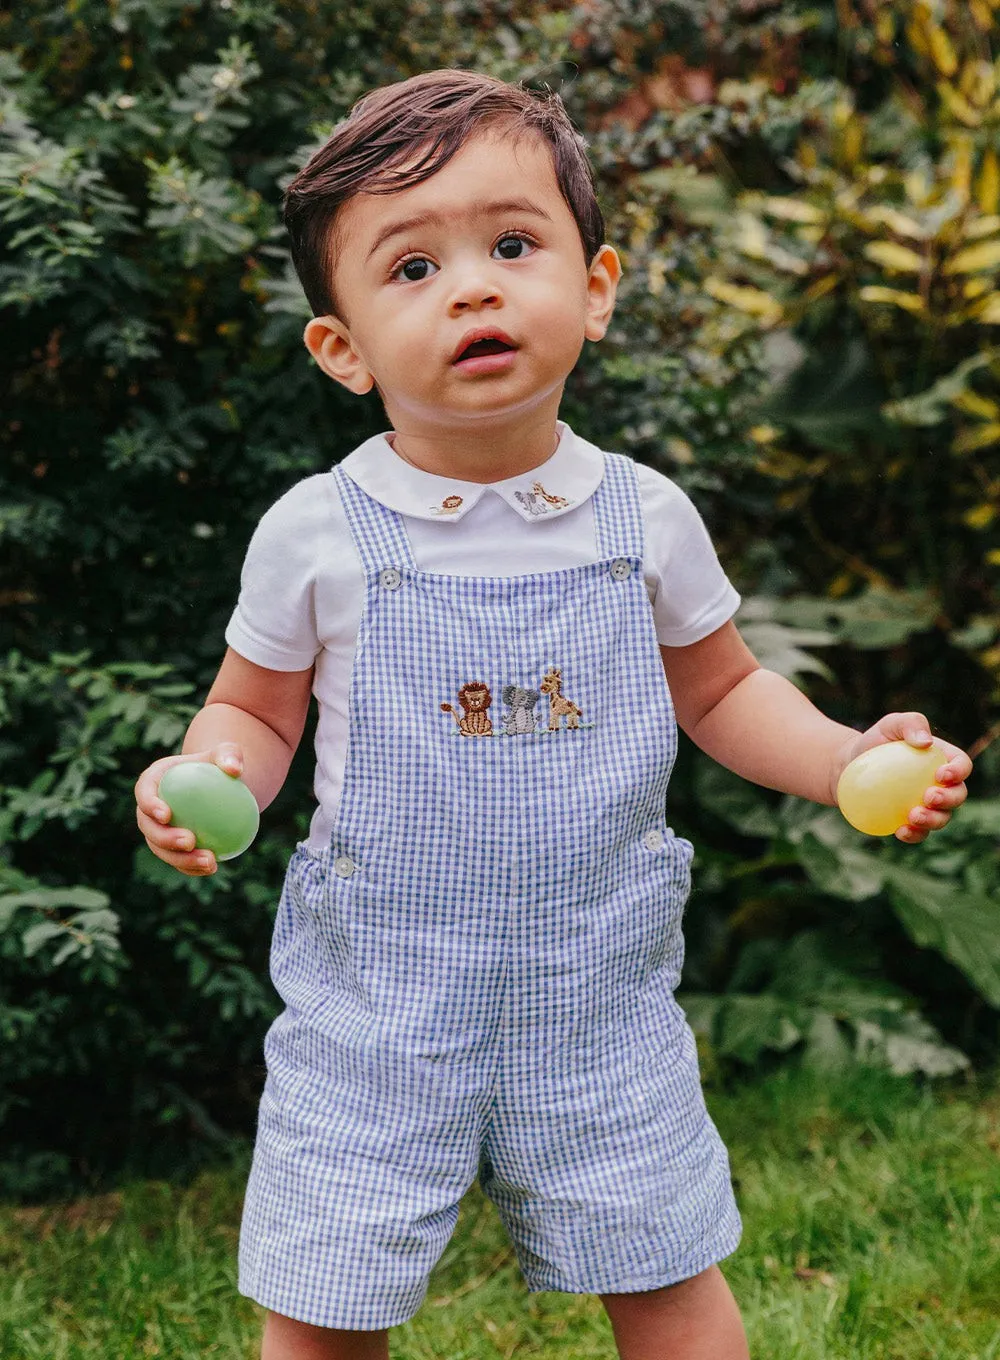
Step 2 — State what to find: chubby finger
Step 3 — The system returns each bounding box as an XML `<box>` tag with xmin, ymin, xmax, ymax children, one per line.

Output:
<box><xmin>933</xmin><ymin>750</ymin><xmax>973</xmax><ymax>787</ymax></box>
<box><xmin>902</xmin><ymin>804</ymin><xmax>952</xmax><ymax>836</ymax></box>
<box><xmin>150</xmin><ymin>844</ymin><xmax>218</xmax><ymax>876</ymax></box>
<box><xmin>137</xmin><ymin>804</ymin><xmax>195</xmax><ymax>854</ymax></box>
<box><xmin>136</xmin><ymin>809</ymin><xmax>218</xmax><ymax>875</ymax></box>
<box><xmin>923</xmin><ymin>780</ymin><xmax>967</xmax><ymax>813</ymax></box>
<box><xmin>135</xmin><ymin>756</ymin><xmax>181</xmax><ymax>825</ymax></box>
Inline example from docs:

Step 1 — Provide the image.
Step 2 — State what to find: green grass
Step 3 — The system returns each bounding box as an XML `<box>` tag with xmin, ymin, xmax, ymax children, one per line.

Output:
<box><xmin>2</xmin><ymin>1066</ymin><xmax>999</xmax><ymax>1358</ymax></box>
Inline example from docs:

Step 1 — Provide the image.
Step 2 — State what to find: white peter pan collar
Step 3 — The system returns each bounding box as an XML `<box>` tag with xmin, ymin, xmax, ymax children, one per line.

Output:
<box><xmin>338</xmin><ymin>421</ymin><xmax>604</xmax><ymax>524</ymax></box>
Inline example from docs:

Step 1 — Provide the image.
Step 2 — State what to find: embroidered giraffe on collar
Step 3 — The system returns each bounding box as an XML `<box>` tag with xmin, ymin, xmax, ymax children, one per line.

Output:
<box><xmin>514</xmin><ymin>482</ymin><xmax>572</xmax><ymax>517</ymax></box>
<box><xmin>539</xmin><ymin>667</ymin><xmax>582</xmax><ymax>731</ymax></box>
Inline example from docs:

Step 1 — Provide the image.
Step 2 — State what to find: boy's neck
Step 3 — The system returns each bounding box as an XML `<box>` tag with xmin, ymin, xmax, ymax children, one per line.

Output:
<box><xmin>386</xmin><ymin>411</ymin><xmax>562</xmax><ymax>484</ymax></box>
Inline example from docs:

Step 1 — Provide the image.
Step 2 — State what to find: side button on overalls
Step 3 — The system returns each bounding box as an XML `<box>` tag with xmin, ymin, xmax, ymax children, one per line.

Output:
<box><xmin>238</xmin><ymin>451</ymin><xmax>741</xmax><ymax>1331</ymax></box>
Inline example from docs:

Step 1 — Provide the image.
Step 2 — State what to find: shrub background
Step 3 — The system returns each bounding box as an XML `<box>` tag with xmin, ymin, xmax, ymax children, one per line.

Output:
<box><xmin>2</xmin><ymin>0</ymin><xmax>998</xmax><ymax>1198</ymax></box>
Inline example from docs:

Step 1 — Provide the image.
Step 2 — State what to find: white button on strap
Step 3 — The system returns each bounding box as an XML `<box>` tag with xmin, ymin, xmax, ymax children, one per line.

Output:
<box><xmin>611</xmin><ymin>558</ymin><xmax>632</xmax><ymax>581</ymax></box>
<box><xmin>333</xmin><ymin>855</ymin><xmax>356</xmax><ymax>878</ymax></box>
<box><xmin>380</xmin><ymin>568</ymin><xmax>402</xmax><ymax>591</ymax></box>
<box><xmin>644</xmin><ymin>828</ymin><xmax>665</xmax><ymax>852</ymax></box>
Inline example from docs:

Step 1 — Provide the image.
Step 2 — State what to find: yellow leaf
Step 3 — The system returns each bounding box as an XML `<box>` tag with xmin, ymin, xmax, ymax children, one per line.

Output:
<box><xmin>859</xmin><ymin>286</ymin><xmax>926</xmax><ymax>313</ymax></box>
<box><xmin>950</xmin><ymin>390</ymin><xmax>1000</xmax><ymax>420</ymax></box>
<box><xmin>976</xmin><ymin>151</ymin><xmax>1000</xmax><ymax>216</ymax></box>
<box><xmin>665</xmin><ymin>438</ymin><xmax>694</xmax><ymax>465</ymax></box>
<box><xmin>949</xmin><ymin>135</ymin><xmax>975</xmax><ymax>199</ymax></box>
<box><xmin>904</xmin><ymin>169</ymin><xmax>931</xmax><ymax>205</ymax></box>
<box><xmin>964</xmin><ymin>278</ymin><xmax>991</xmax><ymax>298</ymax></box>
<box><xmin>829</xmin><ymin>572</ymin><xmax>854</xmax><ymax>599</ymax></box>
<box><xmin>841</xmin><ymin>117</ymin><xmax>864</xmax><ymax>164</ymax></box>
<box><xmin>951</xmin><ymin>422</ymin><xmax>1000</xmax><ymax>454</ymax></box>
<box><xmin>703</xmin><ymin>278</ymin><xmax>784</xmax><ymax>323</ymax></box>
<box><xmin>965</xmin><ymin>215</ymin><xmax>1000</xmax><ymax>240</ymax></box>
<box><xmin>970</xmin><ymin>0</ymin><xmax>994</xmax><ymax>29</ymax></box>
<box><xmin>803</xmin><ymin>274</ymin><xmax>840</xmax><ymax>302</ymax></box>
<box><xmin>973</xmin><ymin>293</ymin><xmax>1000</xmax><ymax>323</ymax></box>
<box><xmin>905</xmin><ymin>19</ymin><xmax>929</xmax><ymax>59</ymax></box>
<box><xmin>759</xmin><ymin>196</ymin><xmax>825</xmax><ymax>224</ymax></box>
<box><xmin>859</xmin><ymin>206</ymin><xmax>928</xmax><ymax>239</ymax></box>
<box><xmin>937</xmin><ymin>83</ymin><xmax>981</xmax><ymax>127</ymax></box>
<box><xmin>986</xmin><ymin>549</ymin><xmax>1000</xmax><ymax>566</ymax></box>
<box><xmin>863</xmin><ymin>241</ymin><xmax>926</xmax><ymax>272</ymax></box>
<box><xmin>963</xmin><ymin>503</ymin><xmax>997</xmax><ymax>529</ymax></box>
<box><xmin>749</xmin><ymin>425</ymin><xmax>781</xmax><ymax>444</ymax></box>
<box><xmin>943</xmin><ymin>238</ymin><xmax>1000</xmax><ymax>273</ymax></box>
<box><xmin>961</xmin><ymin>59</ymin><xmax>996</xmax><ymax>107</ymax></box>
<box><xmin>927</xmin><ymin>22</ymin><xmax>958</xmax><ymax>77</ymax></box>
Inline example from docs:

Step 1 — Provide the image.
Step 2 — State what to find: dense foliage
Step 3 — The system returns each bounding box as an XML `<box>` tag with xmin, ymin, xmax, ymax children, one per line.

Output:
<box><xmin>2</xmin><ymin>0</ymin><xmax>998</xmax><ymax>1196</ymax></box>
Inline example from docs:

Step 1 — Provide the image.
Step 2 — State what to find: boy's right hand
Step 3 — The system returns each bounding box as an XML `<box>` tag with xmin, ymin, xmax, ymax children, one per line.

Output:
<box><xmin>134</xmin><ymin>743</ymin><xmax>244</xmax><ymax>876</ymax></box>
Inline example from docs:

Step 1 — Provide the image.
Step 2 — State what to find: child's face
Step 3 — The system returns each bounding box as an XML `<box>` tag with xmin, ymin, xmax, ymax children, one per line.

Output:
<box><xmin>304</xmin><ymin>130</ymin><xmax>620</xmax><ymax>439</ymax></box>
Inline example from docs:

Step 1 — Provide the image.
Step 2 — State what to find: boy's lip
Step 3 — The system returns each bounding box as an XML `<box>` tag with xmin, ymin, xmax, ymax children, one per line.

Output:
<box><xmin>451</xmin><ymin>327</ymin><xmax>518</xmax><ymax>365</ymax></box>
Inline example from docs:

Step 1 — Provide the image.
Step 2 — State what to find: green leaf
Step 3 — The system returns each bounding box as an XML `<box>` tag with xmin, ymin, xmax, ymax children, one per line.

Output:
<box><xmin>716</xmin><ymin>994</ymin><xmax>802</xmax><ymax>1063</ymax></box>
<box><xmin>883</xmin><ymin>863</ymin><xmax>1000</xmax><ymax>1006</ymax></box>
<box><xmin>787</xmin><ymin>810</ymin><xmax>887</xmax><ymax>902</ymax></box>
<box><xmin>0</xmin><ymin>886</ymin><xmax>110</xmax><ymax>913</ymax></box>
<box><xmin>694</xmin><ymin>758</ymin><xmax>780</xmax><ymax>837</ymax></box>
<box><xmin>21</xmin><ymin>921</ymin><xmax>63</xmax><ymax>957</ymax></box>
<box><xmin>853</xmin><ymin>1011</ymin><xmax>969</xmax><ymax>1077</ymax></box>
<box><xmin>882</xmin><ymin>350</ymin><xmax>997</xmax><ymax>427</ymax></box>
<box><xmin>736</xmin><ymin>597</ymin><xmax>835</xmax><ymax>684</ymax></box>
<box><xmin>775</xmin><ymin>585</ymin><xmax>939</xmax><ymax>649</ymax></box>
<box><xmin>802</xmin><ymin>1009</ymin><xmax>852</xmax><ymax>1070</ymax></box>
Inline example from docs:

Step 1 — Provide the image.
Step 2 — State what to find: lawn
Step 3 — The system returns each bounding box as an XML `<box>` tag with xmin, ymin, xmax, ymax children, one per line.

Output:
<box><xmin>2</xmin><ymin>1065</ymin><xmax>998</xmax><ymax>1358</ymax></box>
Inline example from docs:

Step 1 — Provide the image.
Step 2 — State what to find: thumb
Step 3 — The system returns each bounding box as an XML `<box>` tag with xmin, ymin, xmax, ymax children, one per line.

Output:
<box><xmin>875</xmin><ymin>712</ymin><xmax>934</xmax><ymax>749</ymax></box>
<box><xmin>211</xmin><ymin>742</ymin><xmax>244</xmax><ymax>777</ymax></box>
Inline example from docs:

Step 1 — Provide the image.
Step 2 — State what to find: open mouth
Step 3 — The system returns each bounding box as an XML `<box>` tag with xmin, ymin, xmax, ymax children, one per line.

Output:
<box><xmin>455</xmin><ymin>338</ymin><xmax>516</xmax><ymax>362</ymax></box>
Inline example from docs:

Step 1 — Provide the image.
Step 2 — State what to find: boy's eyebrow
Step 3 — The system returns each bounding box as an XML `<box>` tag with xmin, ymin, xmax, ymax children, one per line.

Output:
<box><xmin>365</xmin><ymin>198</ymin><xmax>553</xmax><ymax>262</ymax></box>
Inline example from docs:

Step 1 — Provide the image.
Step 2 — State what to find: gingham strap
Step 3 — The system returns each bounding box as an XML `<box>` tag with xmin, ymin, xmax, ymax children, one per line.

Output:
<box><xmin>593</xmin><ymin>451</ymin><xmax>645</xmax><ymax>562</ymax></box>
<box><xmin>333</xmin><ymin>463</ymin><xmax>416</xmax><ymax>575</ymax></box>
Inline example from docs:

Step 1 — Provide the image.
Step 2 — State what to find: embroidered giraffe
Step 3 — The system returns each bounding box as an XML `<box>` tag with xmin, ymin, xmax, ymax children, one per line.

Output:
<box><xmin>531</xmin><ymin>481</ymin><xmax>569</xmax><ymax>508</ymax></box>
<box><xmin>539</xmin><ymin>667</ymin><xmax>583</xmax><ymax>731</ymax></box>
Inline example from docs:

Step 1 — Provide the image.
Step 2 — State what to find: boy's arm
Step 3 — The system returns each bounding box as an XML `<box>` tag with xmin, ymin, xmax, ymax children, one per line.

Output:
<box><xmin>135</xmin><ymin>647</ymin><xmax>314</xmax><ymax>875</ymax></box>
<box><xmin>661</xmin><ymin>622</ymin><xmax>971</xmax><ymax>842</ymax></box>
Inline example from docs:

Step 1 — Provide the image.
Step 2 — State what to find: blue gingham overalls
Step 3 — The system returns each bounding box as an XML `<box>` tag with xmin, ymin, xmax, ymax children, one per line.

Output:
<box><xmin>238</xmin><ymin>451</ymin><xmax>742</xmax><ymax>1330</ymax></box>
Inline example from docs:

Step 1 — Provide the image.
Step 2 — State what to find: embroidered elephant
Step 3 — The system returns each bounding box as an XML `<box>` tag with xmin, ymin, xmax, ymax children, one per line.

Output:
<box><xmin>501</xmin><ymin>685</ymin><xmax>541</xmax><ymax>735</ymax></box>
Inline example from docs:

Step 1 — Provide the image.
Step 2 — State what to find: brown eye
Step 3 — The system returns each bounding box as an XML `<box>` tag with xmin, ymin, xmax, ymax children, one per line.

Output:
<box><xmin>400</xmin><ymin>258</ymin><xmax>434</xmax><ymax>282</ymax></box>
<box><xmin>494</xmin><ymin>235</ymin><xmax>531</xmax><ymax>260</ymax></box>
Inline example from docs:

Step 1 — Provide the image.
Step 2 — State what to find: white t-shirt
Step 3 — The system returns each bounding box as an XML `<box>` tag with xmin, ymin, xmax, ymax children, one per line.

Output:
<box><xmin>226</xmin><ymin>421</ymin><xmax>740</xmax><ymax>851</ymax></box>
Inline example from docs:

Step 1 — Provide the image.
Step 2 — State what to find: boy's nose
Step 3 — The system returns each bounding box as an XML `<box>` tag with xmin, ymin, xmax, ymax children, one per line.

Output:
<box><xmin>448</xmin><ymin>270</ymin><xmax>503</xmax><ymax>314</ymax></box>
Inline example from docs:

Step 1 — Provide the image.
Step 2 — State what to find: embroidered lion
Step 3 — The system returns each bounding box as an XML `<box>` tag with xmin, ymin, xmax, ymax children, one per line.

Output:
<box><xmin>441</xmin><ymin>681</ymin><xmax>493</xmax><ymax>737</ymax></box>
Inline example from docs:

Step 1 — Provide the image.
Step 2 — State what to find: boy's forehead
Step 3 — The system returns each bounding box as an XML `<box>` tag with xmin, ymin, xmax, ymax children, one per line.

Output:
<box><xmin>339</xmin><ymin>130</ymin><xmax>568</xmax><ymax>254</ymax></box>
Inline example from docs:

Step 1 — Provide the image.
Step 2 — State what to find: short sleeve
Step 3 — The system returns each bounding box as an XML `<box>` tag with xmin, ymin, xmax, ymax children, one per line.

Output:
<box><xmin>224</xmin><ymin>474</ymin><xmax>332</xmax><ymax>671</ymax></box>
<box><xmin>637</xmin><ymin>464</ymin><xmax>741</xmax><ymax>647</ymax></box>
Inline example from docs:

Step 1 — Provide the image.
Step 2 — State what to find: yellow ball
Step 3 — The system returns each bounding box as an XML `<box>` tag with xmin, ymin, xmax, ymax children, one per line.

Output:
<box><xmin>837</xmin><ymin>742</ymin><xmax>946</xmax><ymax>836</ymax></box>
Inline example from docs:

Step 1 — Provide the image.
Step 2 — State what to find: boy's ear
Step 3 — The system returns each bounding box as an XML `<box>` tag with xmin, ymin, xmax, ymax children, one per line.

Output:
<box><xmin>303</xmin><ymin>316</ymin><xmax>375</xmax><ymax>395</ymax></box>
<box><xmin>584</xmin><ymin>244</ymin><xmax>622</xmax><ymax>342</ymax></box>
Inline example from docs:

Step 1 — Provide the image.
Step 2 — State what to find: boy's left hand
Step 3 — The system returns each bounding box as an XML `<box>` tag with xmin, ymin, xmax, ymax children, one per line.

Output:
<box><xmin>838</xmin><ymin>713</ymin><xmax>973</xmax><ymax>844</ymax></box>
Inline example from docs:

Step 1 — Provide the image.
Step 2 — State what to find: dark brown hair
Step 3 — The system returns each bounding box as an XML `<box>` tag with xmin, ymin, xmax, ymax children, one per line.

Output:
<box><xmin>283</xmin><ymin>68</ymin><xmax>605</xmax><ymax>317</ymax></box>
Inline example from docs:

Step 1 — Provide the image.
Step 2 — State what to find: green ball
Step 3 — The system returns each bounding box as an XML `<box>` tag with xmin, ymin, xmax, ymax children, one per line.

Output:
<box><xmin>159</xmin><ymin>762</ymin><xmax>260</xmax><ymax>861</ymax></box>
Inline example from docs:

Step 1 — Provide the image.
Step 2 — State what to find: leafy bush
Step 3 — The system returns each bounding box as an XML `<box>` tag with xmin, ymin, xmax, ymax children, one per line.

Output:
<box><xmin>2</xmin><ymin>0</ymin><xmax>997</xmax><ymax>1196</ymax></box>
